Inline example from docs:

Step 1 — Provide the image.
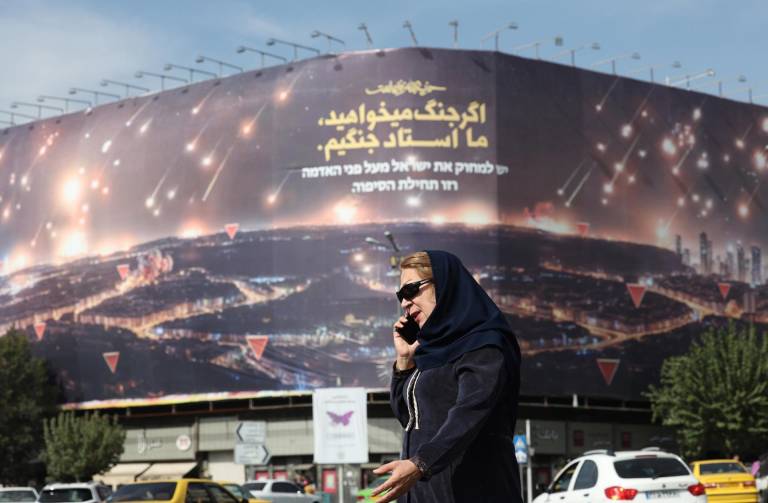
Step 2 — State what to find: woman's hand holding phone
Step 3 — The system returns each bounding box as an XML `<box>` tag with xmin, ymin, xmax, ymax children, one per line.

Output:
<box><xmin>393</xmin><ymin>315</ymin><xmax>419</xmax><ymax>371</ymax></box>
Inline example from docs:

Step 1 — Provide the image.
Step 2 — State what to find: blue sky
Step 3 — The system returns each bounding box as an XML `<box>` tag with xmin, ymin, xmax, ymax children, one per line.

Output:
<box><xmin>1</xmin><ymin>0</ymin><xmax>767</xmax><ymax>116</ymax></box>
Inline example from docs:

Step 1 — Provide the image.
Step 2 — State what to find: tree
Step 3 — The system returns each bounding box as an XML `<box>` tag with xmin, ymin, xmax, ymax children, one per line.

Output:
<box><xmin>44</xmin><ymin>412</ymin><xmax>126</xmax><ymax>482</ymax></box>
<box><xmin>0</xmin><ymin>329</ymin><xmax>58</xmax><ymax>484</ymax></box>
<box><xmin>647</xmin><ymin>323</ymin><xmax>768</xmax><ymax>458</ymax></box>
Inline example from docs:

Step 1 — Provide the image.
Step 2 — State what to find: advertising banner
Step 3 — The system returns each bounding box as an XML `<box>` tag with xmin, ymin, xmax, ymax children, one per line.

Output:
<box><xmin>0</xmin><ymin>48</ymin><xmax>766</xmax><ymax>406</ymax></box>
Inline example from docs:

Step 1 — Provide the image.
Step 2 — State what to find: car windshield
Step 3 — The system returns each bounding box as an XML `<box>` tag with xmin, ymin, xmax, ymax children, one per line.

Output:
<box><xmin>0</xmin><ymin>491</ymin><xmax>37</xmax><ymax>502</ymax></box>
<box><xmin>242</xmin><ymin>483</ymin><xmax>265</xmax><ymax>493</ymax></box>
<box><xmin>222</xmin><ymin>486</ymin><xmax>243</xmax><ymax>498</ymax></box>
<box><xmin>700</xmin><ymin>462</ymin><xmax>747</xmax><ymax>475</ymax></box>
<box><xmin>39</xmin><ymin>489</ymin><xmax>93</xmax><ymax>503</ymax></box>
<box><xmin>111</xmin><ymin>483</ymin><xmax>177</xmax><ymax>502</ymax></box>
<box><xmin>614</xmin><ymin>457</ymin><xmax>690</xmax><ymax>479</ymax></box>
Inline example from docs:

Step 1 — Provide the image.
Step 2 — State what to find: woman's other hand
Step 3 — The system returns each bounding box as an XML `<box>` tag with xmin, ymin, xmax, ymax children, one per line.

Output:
<box><xmin>371</xmin><ymin>459</ymin><xmax>422</xmax><ymax>502</ymax></box>
<box><xmin>393</xmin><ymin>315</ymin><xmax>419</xmax><ymax>370</ymax></box>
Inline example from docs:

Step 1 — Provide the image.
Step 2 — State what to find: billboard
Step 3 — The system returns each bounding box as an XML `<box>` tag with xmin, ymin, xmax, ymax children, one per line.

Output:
<box><xmin>1</xmin><ymin>48</ymin><xmax>766</xmax><ymax>407</ymax></box>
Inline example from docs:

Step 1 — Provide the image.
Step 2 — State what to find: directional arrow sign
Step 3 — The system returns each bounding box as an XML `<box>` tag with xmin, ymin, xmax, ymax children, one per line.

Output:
<box><xmin>235</xmin><ymin>443</ymin><xmax>270</xmax><ymax>465</ymax></box>
<box><xmin>33</xmin><ymin>321</ymin><xmax>47</xmax><ymax>341</ymax></box>
<box><xmin>717</xmin><ymin>282</ymin><xmax>731</xmax><ymax>300</ymax></box>
<box><xmin>597</xmin><ymin>358</ymin><xmax>621</xmax><ymax>386</ymax></box>
<box><xmin>225</xmin><ymin>223</ymin><xmax>240</xmax><ymax>240</ymax></box>
<box><xmin>626</xmin><ymin>283</ymin><xmax>647</xmax><ymax>309</ymax></box>
<box><xmin>236</xmin><ymin>421</ymin><xmax>267</xmax><ymax>444</ymax></box>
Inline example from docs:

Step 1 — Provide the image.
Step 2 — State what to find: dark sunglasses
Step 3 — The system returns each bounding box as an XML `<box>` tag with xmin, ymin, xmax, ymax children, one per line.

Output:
<box><xmin>396</xmin><ymin>279</ymin><xmax>432</xmax><ymax>302</ymax></box>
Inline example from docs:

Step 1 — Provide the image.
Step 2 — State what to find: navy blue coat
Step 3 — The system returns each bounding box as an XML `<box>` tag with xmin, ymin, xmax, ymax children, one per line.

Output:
<box><xmin>391</xmin><ymin>346</ymin><xmax>523</xmax><ymax>502</ymax></box>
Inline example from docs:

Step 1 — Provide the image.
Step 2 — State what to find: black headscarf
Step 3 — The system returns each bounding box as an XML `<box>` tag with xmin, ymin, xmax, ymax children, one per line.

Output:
<box><xmin>413</xmin><ymin>250</ymin><xmax>520</xmax><ymax>376</ymax></box>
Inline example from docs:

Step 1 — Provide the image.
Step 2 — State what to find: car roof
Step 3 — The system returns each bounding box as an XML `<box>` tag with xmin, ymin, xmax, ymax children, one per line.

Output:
<box><xmin>577</xmin><ymin>450</ymin><xmax>681</xmax><ymax>460</ymax></box>
<box><xmin>692</xmin><ymin>459</ymin><xmax>743</xmax><ymax>464</ymax></box>
<box><xmin>118</xmin><ymin>479</ymin><xmax>211</xmax><ymax>485</ymax></box>
<box><xmin>43</xmin><ymin>484</ymin><xmax>100</xmax><ymax>489</ymax></box>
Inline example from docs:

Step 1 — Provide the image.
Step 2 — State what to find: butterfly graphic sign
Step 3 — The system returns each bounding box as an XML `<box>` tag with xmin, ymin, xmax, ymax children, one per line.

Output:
<box><xmin>327</xmin><ymin>410</ymin><xmax>354</xmax><ymax>426</ymax></box>
<box><xmin>313</xmin><ymin>388</ymin><xmax>368</xmax><ymax>464</ymax></box>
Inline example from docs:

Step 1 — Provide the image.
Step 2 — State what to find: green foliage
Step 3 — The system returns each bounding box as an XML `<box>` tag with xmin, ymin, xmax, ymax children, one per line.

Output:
<box><xmin>44</xmin><ymin>412</ymin><xmax>126</xmax><ymax>482</ymax></box>
<box><xmin>0</xmin><ymin>329</ymin><xmax>58</xmax><ymax>484</ymax></box>
<box><xmin>647</xmin><ymin>323</ymin><xmax>768</xmax><ymax>458</ymax></box>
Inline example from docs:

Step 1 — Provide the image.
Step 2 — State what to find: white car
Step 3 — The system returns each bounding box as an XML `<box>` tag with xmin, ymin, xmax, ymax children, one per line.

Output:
<box><xmin>533</xmin><ymin>448</ymin><xmax>706</xmax><ymax>502</ymax></box>
<box><xmin>0</xmin><ymin>487</ymin><xmax>38</xmax><ymax>503</ymax></box>
<box><xmin>38</xmin><ymin>483</ymin><xmax>111</xmax><ymax>503</ymax></box>
<box><xmin>242</xmin><ymin>480</ymin><xmax>319</xmax><ymax>503</ymax></box>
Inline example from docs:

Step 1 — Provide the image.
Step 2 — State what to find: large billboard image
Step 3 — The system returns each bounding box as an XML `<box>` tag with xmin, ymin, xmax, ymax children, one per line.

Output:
<box><xmin>1</xmin><ymin>47</ymin><xmax>767</xmax><ymax>407</ymax></box>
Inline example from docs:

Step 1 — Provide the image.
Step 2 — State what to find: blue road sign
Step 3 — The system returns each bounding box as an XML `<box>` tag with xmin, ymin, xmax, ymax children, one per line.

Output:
<box><xmin>514</xmin><ymin>434</ymin><xmax>529</xmax><ymax>465</ymax></box>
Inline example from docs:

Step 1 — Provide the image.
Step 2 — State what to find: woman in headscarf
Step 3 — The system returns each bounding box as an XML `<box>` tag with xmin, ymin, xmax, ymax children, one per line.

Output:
<box><xmin>372</xmin><ymin>250</ymin><xmax>522</xmax><ymax>503</ymax></box>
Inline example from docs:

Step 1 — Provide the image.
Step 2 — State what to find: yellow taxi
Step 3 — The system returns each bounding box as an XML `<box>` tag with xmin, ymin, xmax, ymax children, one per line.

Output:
<box><xmin>109</xmin><ymin>479</ymin><xmax>268</xmax><ymax>503</ymax></box>
<box><xmin>216</xmin><ymin>482</ymin><xmax>269</xmax><ymax>503</ymax></box>
<box><xmin>690</xmin><ymin>459</ymin><xmax>758</xmax><ymax>503</ymax></box>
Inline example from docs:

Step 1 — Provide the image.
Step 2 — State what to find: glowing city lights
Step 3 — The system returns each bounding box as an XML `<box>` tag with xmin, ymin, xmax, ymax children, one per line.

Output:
<box><xmin>621</xmin><ymin>124</ymin><xmax>633</xmax><ymax>138</ymax></box>
<box><xmin>101</xmin><ymin>140</ymin><xmax>112</xmax><ymax>153</ymax></box>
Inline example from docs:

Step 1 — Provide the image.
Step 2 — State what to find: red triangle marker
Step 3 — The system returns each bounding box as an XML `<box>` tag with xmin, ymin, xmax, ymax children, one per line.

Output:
<box><xmin>103</xmin><ymin>352</ymin><xmax>120</xmax><ymax>374</ymax></box>
<box><xmin>576</xmin><ymin>222</ymin><xmax>590</xmax><ymax>237</ymax></box>
<box><xmin>246</xmin><ymin>335</ymin><xmax>269</xmax><ymax>360</ymax></box>
<box><xmin>717</xmin><ymin>282</ymin><xmax>731</xmax><ymax>300</ymax></box>
<box><xmin>626</xmin><ymin>283</ymin><xmax>647</xmax><ymax>308</ymax></box>
<box><xmin>117</xmin><ymin>263</ymin><xmax>130</xmax><ymax>280</ymax></box>
<box><xmin>225</xmin><ymin>223</ymin><xmax>240</xmax><ymax>240</ymax></box>
<box><xmin>34</xmin><ymin>321</ymin><xmax>47</xmax><ymax>341</ymax></box>
<box><xmin>597</xmin><ymin>358</ymin><xmax>620</xmax><ymax>386</ymax></box>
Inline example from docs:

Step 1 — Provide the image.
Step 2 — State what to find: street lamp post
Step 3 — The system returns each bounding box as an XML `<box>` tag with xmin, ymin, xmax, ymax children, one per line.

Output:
<box><xmin>0</xmin><ymin>110</ymin><xmax>38</xmax><ymax>125</ymax></box>
<box><xmin>236</xmin><ymin>46</ymin><xmax>288</xmax><ymax>68</ymax></box>
<box><xmin>553</xmin><ymin>42</ymin><xmax>600</xmax><ymax>66</ymax></box>
<box><xmin>449</xmin><ymin>20</ymin><xmax>459</xmax><ymax>48</ymax></box>
<box><xmin>358</xmin><ymin>23</ymin><xmax>374</xmax><ymax>49</ymax></box>
<box><xmin>481</xmin><ymin>22</ymin><xmax>519</xmax><ymax>51</ymax></box>
<box><xmin>310</xmin><ymin>30</ymin><xmax>345</xmax><ymax>53</ymax></box>
<box><xmin>100</xmin><ymin>79</ymin><xmax>150</xmax><ymax>98</ymax></box>
<box><xmin>591</xmin><ymin>52</ymin><xmax>641</xmax><ymax>75</ymax></box>
<box><xmin>194</xmin><ymin>55</ymin><xmax>243</xmax><ymax>77</ymax></box>
<box><xmin>266</xmin><ymin>38</ymin><xmax>320</xmax><ymax>62</ymax></box>
<box><xmin>626</xmin><ymin>61</ymin><xmax>682</xmax><ymax>83</ymax></box>
<box><xmin>11</xmin><ymin>101</ymin><xmax>64</xmax><ymax>119</ymax></box>
<box><xmin>134</xmin><ymin>71</ymin><xmax>188</xmax><ymax>91</ymax></box>
<box><xmin>37</xmin><ymin>95</ymin><xmax>92</xmax><ymax>113</ymax></box>
<box><xmin>692</xmin><ymin>75</ymin><xmax>747</xmax><ymax>97</ymax></box>
<box><xmin>512</xmin><ymin>36</ymin><xmax>564</xmax><ymax>60</ymax></box>
<box><xmin>68</xmin><ymin>87</ymin><xmax>120</xmax><ymax>105</ymax></box>
<box><xmin>403</xmin><ymin>20</ymin><xmax>418</xmax><ymax>46</ymax></box>
<box><xmin>666</xmin><ymin>69</ymin><xmax>716</xmax><ymax>89</ymax></box>
<box><xmin>163</xmin><ymin>63</ymin><xmax>217</xmax><ymax>82</ymax></box>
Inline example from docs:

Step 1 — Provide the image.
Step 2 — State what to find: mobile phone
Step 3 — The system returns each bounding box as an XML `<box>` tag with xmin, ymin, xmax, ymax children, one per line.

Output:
<box><xmin>396</xmin><ymin>315</ymin><xmax>420</xmax><ymax>344</ymax></box>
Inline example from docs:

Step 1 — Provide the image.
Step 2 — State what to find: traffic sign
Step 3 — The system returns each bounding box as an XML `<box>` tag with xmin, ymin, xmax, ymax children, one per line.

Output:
<box><xmin>235</xmin><ymin>443</ymin><xmax>270</xmax><ymax>465</ymax></box>
<box><xmin>514</xmin><ymin>434</ymin><xmax>529</xmax><ymax>465</ymax></box>
<box><xmin>236</xmin><ymin>421</ymin><xmax>267</xmax><ymax>444</ymax></box>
